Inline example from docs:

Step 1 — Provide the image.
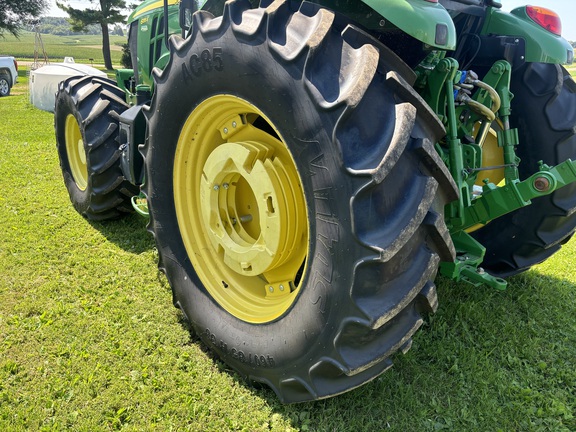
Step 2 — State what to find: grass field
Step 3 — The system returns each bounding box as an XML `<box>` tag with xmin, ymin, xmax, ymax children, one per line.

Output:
<box><xmin>1</xmin><ymin>78</ymin><xmax>575</xmax><ymax>431</ymax></box>
<box><xmin>0</xmin><ymin>31</ymin><xmax>125</xmax><ymax>67</ymax></box>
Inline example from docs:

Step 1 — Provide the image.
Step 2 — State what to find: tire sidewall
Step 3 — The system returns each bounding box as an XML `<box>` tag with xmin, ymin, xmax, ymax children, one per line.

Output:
<box><xmin>55</xmin><ymin>87</ymin><xmax>92</xmax><ymax>215</ymax></box>
<box><xmin>148</xmin><ymin>31</ymin><xmax>366</xmax><ymax>373</ymax></box>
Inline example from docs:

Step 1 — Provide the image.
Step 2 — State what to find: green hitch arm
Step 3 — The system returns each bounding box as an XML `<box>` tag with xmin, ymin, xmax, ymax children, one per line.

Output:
<box><xmin>440</xmin><ymin>230</ymin><xmax>508</xmax><ymax>290</ymax></box>
<box><xmin>441</xmin><ymin>158</ymin><xmax>576</xmax><ymax>290</ymax></box>
<box><xmin>462</xmin><ymin>159</ymin><xmax>576</xmax><ymax>232</ymax></box>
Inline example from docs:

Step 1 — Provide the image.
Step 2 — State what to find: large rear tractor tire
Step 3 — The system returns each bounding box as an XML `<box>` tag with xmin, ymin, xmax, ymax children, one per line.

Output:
<box><xmin>473</xmin><ymin>63</ymin><xmax>576</xmax><ymax>277</ymax></box>
<box><xmin>144</xmin><ymin>0</ymin><xmax>457</xmax><ymax>403</ymax></box>
<box><xmin>54</xmin><ymin>76</ymin><xmax>138</xmax><ymax>220</ymax></box>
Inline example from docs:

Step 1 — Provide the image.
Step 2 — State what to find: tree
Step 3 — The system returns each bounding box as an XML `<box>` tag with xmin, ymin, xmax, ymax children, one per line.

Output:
<box><xmin>120</xmin><ymin>43</ymin><xmax>131</xmax><ymax>68</ymax></box>
<box><xmin>56</xmin><ymin>0</ymin><xmax>127</xmax><ymax>70</ymax></box>
<box><xmin>0</xmin><ymin>0</ymin><xmax>47</xmax><ymax>37</ymax></box>
<box><xmin>112</xmin><ymin>24</ymin><xmax>124</xmax><ymax>36</ymax></box>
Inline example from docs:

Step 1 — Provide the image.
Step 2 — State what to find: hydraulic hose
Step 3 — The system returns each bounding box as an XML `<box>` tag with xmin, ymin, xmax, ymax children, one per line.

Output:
<box><xmin>474</xmin><ymin>80</ymin><xmax>501</xmax><ymax>113</ymax></box>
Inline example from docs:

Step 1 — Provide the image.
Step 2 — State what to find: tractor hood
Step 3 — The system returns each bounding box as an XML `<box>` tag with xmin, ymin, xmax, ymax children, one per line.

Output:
<box><xmin>129</xmin><ymin>0</ymin><xmax>179</xmax><ymax>22</ymax></box>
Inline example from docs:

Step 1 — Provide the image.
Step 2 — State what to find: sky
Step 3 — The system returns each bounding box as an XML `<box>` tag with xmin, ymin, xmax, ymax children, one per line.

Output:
<box><xmin>47</xmin><ymin>0</ymin><xmax>576</xmax><ymax>40</ymax></box>
<box><xmin>48</xmin><ymin>0</ymin><xmax>91</xmax><ymax>17</ymax></box>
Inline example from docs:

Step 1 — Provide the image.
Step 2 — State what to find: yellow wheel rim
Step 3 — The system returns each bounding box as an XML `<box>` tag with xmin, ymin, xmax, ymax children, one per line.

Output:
<box><xmin>173</xmin><ymin>95</ymin><xmax>309</xmax><ymax>323</ymax></box>
<box><xmin>467</xmin><ymin>122</ymin><xmax>506</xmax><ymax>233</ymax></box>
<box><xmin>64</xmin><ymin>114</ymin><xmax>88</xmax><ymax>191</ymax></box>
<box><xmin>474</xmin><ymin>123</ymin><xmax>505</xmax><ymax>188</ymax></box>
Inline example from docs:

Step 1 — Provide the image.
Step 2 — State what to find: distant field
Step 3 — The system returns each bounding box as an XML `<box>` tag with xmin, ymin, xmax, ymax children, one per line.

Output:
<box><xmin>567</xmin><ymin>64</ymin><xmax>576</xmax><ymax>77</ymax></box>
<box><xmin>0</xmin><ymin>31</ymin><xmax>126</xmax><ymax>67</ymax></box>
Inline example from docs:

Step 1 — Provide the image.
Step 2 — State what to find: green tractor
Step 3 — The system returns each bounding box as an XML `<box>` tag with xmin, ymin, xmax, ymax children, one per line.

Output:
<box><xmin>54</xmin><ymin>0</ymin><xmax>576</xmax><ymax>402</ymax></box>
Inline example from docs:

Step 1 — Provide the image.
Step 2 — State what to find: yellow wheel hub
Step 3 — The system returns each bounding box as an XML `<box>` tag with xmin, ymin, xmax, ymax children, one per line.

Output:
<box><xmin>474</xmin><ymin>124</ymin><xmax>505</xmax><ymax>188</ymax></box>
<box><xmin>64</xmin><ymin>114</ymin><xmax>87</xmax><ymax>190</ymax></box>
<box><xmin>467</xmin><ymin>122</ymin><xmax>506</xmax><ymax>233</ymax></box>
<box><xmin>174</xmin><ymin>95</ymin><xmax>309</xmax><ymax>323</ymax></box>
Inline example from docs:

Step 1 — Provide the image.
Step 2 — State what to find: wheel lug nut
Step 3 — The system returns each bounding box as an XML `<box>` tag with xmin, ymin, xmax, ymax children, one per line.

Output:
<box><xmin>269</xmin><ymin>286</ymin><xmax>274</xmax><ymax>293</ymax></box>
<box><xmin>223</xmin><ymin>183</ymin><xmax>229</xmax><ymax>189</ymax></box>
<box><xmin>213</xmin><ymin>184</ymin><xmax>220</xmax><ymax>191</ymax></box>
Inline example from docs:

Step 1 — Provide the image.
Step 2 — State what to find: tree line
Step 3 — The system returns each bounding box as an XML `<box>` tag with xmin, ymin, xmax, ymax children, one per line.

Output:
<box><xmin>26</xmin><ymin>17</ymin><xmax>125</xmax><ymax>37</ymax></box>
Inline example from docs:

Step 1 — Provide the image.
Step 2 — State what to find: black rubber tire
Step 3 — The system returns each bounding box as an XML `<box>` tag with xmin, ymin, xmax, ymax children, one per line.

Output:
<box><xmin>54</xmin><ymin>75</ymin><xmax>138</xmax><ymax>220</ymax></box>
<box><xmin>144</xmin><ymin>0</ymin><xmax>457</xmax><ymax>403</ymax></box>
<box><xmin>0</xmin><ymin>73</ymin><xmax>11</xmax><ymax>97</ymax></box>
<box><xmin>472</xmin><ymin>63</ymin><xmax>576</xmax><ymax>278</ymax></box>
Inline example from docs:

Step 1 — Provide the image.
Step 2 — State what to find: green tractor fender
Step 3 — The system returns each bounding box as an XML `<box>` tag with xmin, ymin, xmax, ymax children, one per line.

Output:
<box><xmin>482</xmin><ymin>7</ymin><xmax>574</xmax><ymax>64</ymax></box>
<box><xmin>360</xmin><ymin>0</ymin><xmax>456</xmax><ymax>50</ymax></box>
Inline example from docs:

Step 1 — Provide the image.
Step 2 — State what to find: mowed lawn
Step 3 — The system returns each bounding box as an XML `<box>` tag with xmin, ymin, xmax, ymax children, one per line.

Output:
<box><xmin>0</xmin><ymin>76</ymin><xmax>575</xmax><ymax>431</ymax></box>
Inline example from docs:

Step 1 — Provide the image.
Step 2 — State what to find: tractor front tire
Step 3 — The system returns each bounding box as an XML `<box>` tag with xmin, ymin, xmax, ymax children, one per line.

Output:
<box><xmin>54</xmin><ymin>76</ymin><xmax>138</xmax><ymax>220</ymax></box>
<box><xmin>473</xmin><ymin>63</ymin><xmax>576</xmax><ymax>277</ymax></box>
<box><xmin>144</xmin><ymin>0</ymin><xmax>457</xmax><ymax>403</ymax></box>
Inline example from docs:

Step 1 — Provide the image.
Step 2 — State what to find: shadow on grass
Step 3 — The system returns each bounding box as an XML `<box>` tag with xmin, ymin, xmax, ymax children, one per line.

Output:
<box><xmin>88</xmin><ymin>212</ymin><xmax>155</xmax><ymax>254</ymax></box>
<box><xmin>173</xmin><ymin>267</ymin><xmax>576</xmax><ymax>431</ymax></box>
<box><xmin>90</xmin><ymin>210</ymin><xmax>575</xmax><ymax>431</ymax></box>
<box><xmin>297</xmin><ymin>268</ymin><xmax>576</xmax><ymax>431</ymax></box>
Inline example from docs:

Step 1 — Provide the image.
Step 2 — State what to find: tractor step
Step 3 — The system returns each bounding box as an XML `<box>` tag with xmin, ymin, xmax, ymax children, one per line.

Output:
<box><xmin>131</xmin><ymin>193</ymin><xmax>149</xmax><ymax>217</ymax></box>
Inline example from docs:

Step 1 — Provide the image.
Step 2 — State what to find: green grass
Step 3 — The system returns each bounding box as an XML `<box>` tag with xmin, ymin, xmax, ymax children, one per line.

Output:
<box><xmin>0</xmin><ymin>31</ymin><xmax>125</xmax><ymax>66</ymax></box>
<box><xmin>567</xmin><ymin>64</ymin><xmax>576</xmax><ymax>77</ymax></box>
<box><xmin>1</xmin><ymin>79</ymin><xmax>575</xmax><ymax>431</ymax></box>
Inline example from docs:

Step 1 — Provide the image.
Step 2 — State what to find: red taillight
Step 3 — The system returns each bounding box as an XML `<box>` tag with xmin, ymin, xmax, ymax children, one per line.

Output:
<box><xmin>526</xmin><ymin>6</ymin><xmax>562</xmax><ymax>36</ymax></box>
<box><xmin>13</xmin><ymin>59</ymin><xmax>18</xmax><ymax>72</ymax></box>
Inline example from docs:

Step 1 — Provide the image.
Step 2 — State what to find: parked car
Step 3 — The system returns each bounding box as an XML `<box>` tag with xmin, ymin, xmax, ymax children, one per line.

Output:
<box><xmin>0</xmin><ymin>56</ymin><xmax>18</xmax><ymax>97</ymax></box>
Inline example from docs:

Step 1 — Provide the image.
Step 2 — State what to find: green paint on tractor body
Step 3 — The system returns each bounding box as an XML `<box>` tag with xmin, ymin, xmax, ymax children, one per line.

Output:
<box><xmin>483</xmin><ymin>6</ymin><xmax>573</xmax><ymax>64</ymax></box>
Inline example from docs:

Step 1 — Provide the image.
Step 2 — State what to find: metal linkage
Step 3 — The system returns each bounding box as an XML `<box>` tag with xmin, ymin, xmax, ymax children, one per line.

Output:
<box><xmin>463</xmin><ymin>159</ymin><xmax>576</xmax><ymax>231</ymax></box>
<box><xmin>414</xmin><ymin>55</ymin><xmax>576</xmax><ymax>289</ymax></box>
<box><xmin>439</xmin><ymin>230</ymin><xmax>507</xmax><ymax>290</ymax></box>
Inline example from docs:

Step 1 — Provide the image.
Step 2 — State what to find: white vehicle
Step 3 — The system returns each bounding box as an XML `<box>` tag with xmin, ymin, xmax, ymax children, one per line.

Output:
<box><xmin>0</xmin><ymin>56</ymin><xmax>18</xmax><ymax>97</ymax></box>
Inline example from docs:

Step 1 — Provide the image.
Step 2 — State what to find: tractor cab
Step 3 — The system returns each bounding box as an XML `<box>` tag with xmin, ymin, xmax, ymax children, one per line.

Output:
<box><xmin>116</xmin><ymin>0</ymin><xmax>181</xmax><ymax>104</ymax></box>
